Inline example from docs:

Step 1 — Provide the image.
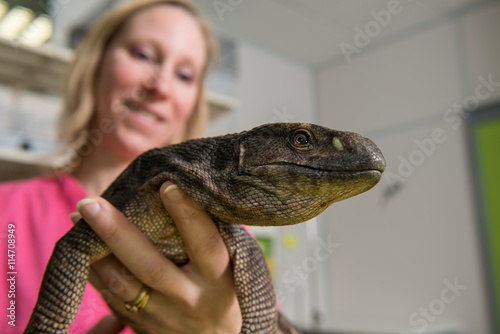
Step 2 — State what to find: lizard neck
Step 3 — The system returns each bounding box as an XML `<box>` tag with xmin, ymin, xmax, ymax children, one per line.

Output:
<box><xmin>101</xmin><ymin>134</ymin><xmax>241</xmax><ymax>213</ymax></box>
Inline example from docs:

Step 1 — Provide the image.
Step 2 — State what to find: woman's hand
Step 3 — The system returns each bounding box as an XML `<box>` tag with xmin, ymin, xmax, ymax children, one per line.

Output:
<box><xmin>75</xmin><ymin>181</ymin><xmax>242</xmax><ymax>334</ymax></box>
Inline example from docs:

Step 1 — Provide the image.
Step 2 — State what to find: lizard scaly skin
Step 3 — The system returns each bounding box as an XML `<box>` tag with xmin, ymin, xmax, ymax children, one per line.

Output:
<box><xmin>24</xmin><ymin>122</ymin><xmax>385</xmax><ymax>333</ymax></box>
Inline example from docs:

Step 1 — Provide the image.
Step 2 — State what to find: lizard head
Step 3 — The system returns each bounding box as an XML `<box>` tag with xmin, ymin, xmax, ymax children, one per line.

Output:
<box><xmin>228</xmin><ymin>122</ymin><xmax>386</xmax><ymax>226</ymax></box>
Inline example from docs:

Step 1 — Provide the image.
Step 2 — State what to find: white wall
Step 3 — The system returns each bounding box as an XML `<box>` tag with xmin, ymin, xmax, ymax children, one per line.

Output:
<box><xmin>49</xmin><ymin>0</ymin><xmax>108</xmax><ymax>47</ymax></box>
<box><xmin>317</xmin><ymin>1</ymin><xmax>500</xmax><ymax>333</ymax></box>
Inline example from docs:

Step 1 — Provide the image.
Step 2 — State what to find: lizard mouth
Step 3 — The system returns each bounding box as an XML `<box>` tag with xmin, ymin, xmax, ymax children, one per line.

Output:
<box><xmin>256</xmin><ymin>162</ymin><xmax>384</xmax><ymax>180</ymax></box>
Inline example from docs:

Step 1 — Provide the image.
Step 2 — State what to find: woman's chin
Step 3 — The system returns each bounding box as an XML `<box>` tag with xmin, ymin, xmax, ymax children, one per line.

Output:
<box><xmin>116</xmin><ymin>136</ymin><xmax>170</xmax><ymax>160</ymax></box>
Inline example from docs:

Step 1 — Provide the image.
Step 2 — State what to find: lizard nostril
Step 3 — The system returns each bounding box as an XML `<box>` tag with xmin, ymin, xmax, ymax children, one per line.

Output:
<box><xmin>333</xmin><ymin>137</ymin><xmax>344</xmax><ymax>151</ymax></box>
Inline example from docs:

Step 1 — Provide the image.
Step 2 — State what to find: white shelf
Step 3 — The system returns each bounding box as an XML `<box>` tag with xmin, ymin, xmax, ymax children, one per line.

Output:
<box><xmin>0</xmin><ymin>38</ymin><xmax>72</xmax><ymax>93</ymax></box>
<box><xmin>0</xmin><ymin>146</ymin><xmax>51</xmax><ymax>166</ymax></box>
<box><xmin>0</xmin><ymin>147</ymin><xmax>51</xmax><ymax>181</ymax></box>
<box><xmin>206</xmin><ymin>91</ymin><xmax>239</xmax><ymax>118</ymax></box>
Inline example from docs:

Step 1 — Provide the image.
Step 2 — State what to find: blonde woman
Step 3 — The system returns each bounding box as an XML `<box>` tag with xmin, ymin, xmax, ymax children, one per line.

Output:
<box><xmin>0</xmin><ymin>1</ymin><xmax>243</xmax><ymax>333</ymax></box>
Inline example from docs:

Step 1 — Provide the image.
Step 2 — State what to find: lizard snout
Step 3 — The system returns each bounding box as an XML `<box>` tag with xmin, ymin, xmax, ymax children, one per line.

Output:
<box><xmin>331</xmin><ymin>131</ymin><xmax>386</xmax><ymax>174</ymax></box>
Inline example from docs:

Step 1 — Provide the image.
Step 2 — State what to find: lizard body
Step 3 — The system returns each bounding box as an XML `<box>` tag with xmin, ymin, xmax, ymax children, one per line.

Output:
<box><xmin>24</xmin><ymin>122</ymin><xmax>385</xmax><ymax>333</ymax></box>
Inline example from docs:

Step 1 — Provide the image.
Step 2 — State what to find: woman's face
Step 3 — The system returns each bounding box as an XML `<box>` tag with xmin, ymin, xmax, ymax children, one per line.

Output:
<box><xmin>94</xmin><ymin>5</ymin><xmax>206</xmax><ymax>160</ymax></box>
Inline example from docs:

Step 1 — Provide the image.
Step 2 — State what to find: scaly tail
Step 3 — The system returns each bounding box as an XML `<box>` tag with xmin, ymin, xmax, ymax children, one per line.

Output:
<box><xmin>218</xmin><ymin>223</ymin><xmax>280</xmax><ymax>333</ymax></box>
<box><xmin>277</xmin><ymin>313</ymin><xmax>302</xmax><ymax>334</ymax></box>
<box><xmin>24</xmin><ymin>220</ymin><xmax>109</xmax><ymax>333</ymax></box>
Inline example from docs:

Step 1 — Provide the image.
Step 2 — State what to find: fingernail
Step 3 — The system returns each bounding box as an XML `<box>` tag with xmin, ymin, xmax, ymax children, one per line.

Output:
<box><xmin>164</xmin><ymin>184</ymin><xmax>184</xmax><ymax>201</ymax></box>
<box><xmin>69</xmin><ymin>212</ymin><xmax>81</xmax><ymax>224</ymax></box>
<box><xmin>77</xmin><ymin>198</ymin><xmax>100</xmax><ymax>219</ymax></box>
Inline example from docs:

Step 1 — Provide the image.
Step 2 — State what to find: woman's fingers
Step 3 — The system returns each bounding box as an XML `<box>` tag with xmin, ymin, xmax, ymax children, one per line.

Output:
<box><xmin>76</xmin><ymin>182</ymin><xmax>242</xmax><ymax>333</ymax></box>
<box><xmin>160</xmin><ymin>181</ymin><xmax>232</xmax><ymax>280</ymax></box>
<box><xmin>90</xmin><ymin>254</ymin><xmax>141</xmax><ymax>303</ymax></box>
<box><xmin>84</xmin><ymin>315</ymin><xmax>124</xmax><ymax>334</ymax></box>
<box><xmin>77</xmin><ymin>197</ymin><xmax>190</xmax><ymax>301</ymax></box>
<box><xmin>69</xmin><ymin>211</ymin><xmax>82</xmax><ymax>224</ymax></box>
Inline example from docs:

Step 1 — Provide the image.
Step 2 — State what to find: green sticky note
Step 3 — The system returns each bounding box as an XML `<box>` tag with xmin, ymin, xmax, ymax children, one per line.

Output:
<box><xmin>283</xmin><ymin>233</ymin><xmax>299</xmax><ymax>249</ymax></box>
<box><xmin>256</xmin><ymin>236</ymin><xmax>272</xmax><ymax>257</ymax></box>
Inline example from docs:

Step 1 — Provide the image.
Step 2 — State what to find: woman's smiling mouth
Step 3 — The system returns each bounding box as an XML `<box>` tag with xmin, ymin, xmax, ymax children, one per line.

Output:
<box><xmin>124</xmin><ymin>99</ymin><xmax>164</xmax><ymax>123</ymax></box>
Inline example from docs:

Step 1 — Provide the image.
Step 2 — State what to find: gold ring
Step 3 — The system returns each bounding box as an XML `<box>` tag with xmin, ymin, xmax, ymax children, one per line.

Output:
<box><xmin>124</xmin><ymin>286</ymin><xmax>151</xmax><ymax>313</ymax></box>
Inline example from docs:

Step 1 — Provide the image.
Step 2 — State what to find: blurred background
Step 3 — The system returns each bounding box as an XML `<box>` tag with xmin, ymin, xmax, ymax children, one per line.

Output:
<box><xmin>0</xmin><ymin>0</ymin><xmax>499</xmax><ymax>333</ymax></box>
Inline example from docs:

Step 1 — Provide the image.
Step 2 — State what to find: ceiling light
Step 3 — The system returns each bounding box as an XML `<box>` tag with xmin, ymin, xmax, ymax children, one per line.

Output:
<box><xmin>0</xmin><ymin>6</ymin><xmax>34</xmax><ymax>41</ymax></box>
<box><xmin>0</xmin><ymin>1</ymin><xmax>8</xmax><ymax>20</ymax></box>
<box><xmin>18</xmin><ymin>14</ymin><xmax>53</xmax><ymax>47</ymax></box>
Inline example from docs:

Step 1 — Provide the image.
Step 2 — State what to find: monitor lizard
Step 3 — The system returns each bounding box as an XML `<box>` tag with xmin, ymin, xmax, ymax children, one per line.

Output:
<box><xmin>24</xmin><ymin>122</ymin><xmax>386</xmax><ymax>333</ymax></box>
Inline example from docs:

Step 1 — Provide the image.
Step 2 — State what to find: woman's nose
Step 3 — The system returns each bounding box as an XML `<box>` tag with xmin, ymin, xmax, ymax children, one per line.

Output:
<box><xmin>143</xmin><ymin>66</ymin><xmax>170</xmax><ymax>99</ymax></box>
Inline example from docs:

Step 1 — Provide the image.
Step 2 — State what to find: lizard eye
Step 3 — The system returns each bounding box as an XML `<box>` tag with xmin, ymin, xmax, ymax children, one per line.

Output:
<box><xmin>291</xmin><ymin>129</ymin><xmax>313</xmax><ymax>150</ymax></box>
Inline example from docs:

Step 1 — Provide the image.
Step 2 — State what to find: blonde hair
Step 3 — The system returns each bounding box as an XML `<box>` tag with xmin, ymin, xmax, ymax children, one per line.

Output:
<box><xmin>56</xmin><ymin>0</ymin><xmax>217</xmax><ymax>173</ymax></box>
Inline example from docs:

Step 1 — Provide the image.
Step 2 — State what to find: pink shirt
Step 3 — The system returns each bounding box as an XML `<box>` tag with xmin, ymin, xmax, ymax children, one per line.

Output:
<box><xmin>0</xmin><ymin>175</ymin><xmax>132</xmax><ymax>334</ymax></box>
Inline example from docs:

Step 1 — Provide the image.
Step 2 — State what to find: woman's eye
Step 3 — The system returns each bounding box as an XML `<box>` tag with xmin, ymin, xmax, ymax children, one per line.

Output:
<box><xmin>178</xmin><ymin>73</ymin><xmax>192</xmax><ymax>82</ymax></box>
<box><xmin>177</xmin><ymin>68</ymin><xmax>195</xmax><ymax>83</ymax></box>
<box><xmin>131</xmin><ymin>46</ymin><xmax>155</xmax><ymax>62</ymax></box>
